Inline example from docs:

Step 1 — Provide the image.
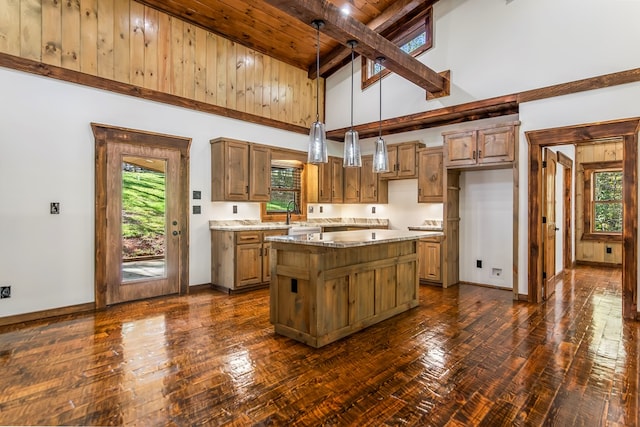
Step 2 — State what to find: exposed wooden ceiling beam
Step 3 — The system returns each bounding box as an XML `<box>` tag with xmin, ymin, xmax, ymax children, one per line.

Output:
<box><xmin>262</xmin><ymin>0</ymin><xmax>448</xmax><ymax>95</ymax></box>
<box><xmin>309</xmin><ymin>0</ymin><xmax>436</xmax><ymax>79</ymax></box>
<box><xmin>325</xmin><ymin>95</ymin><xmax>519</xmax><ymax>140</ymax></box>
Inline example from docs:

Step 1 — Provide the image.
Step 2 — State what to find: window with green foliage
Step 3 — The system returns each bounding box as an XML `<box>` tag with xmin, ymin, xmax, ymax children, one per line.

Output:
<box><xmin>593</xmin><ymin>170</ymin><xmax>623</xmax><ymax>233</ymax></box>
<box><xmin>267</xmin><ymin>166</ymin><xmax>301</xmax><ymax>214</ymax></box>
<box><xmin>361</xmin><ymin>7</ymin><xmax>433</xmax><ymax>89</ymax></box>
<box><xmin>582</xmin><ymin>161</ymin><xmax>623</xmax><ymax>241</ymax></box>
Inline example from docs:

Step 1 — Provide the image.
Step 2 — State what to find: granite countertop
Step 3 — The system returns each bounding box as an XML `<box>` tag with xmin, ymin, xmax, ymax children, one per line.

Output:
<box><xmin>209</xmin><ymin>218</ymin><xmax>389</xmax><ymax>231</ymax></box>
<box><xmin>266</xmin><ymin>229</ymin><xmax>439</xmax><ymax>248</ymax></box>
<box><xmin>407</xmin><ymin>219</ymin><xmax>443</xmax><ymax>231</ymax></box>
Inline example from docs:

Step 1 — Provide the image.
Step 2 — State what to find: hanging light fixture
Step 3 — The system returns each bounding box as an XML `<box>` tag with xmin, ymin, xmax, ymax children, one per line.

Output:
<box><xmin>343</xmin><ymin>40</ymin><xmax>362</xmax><ymax>168</ymax></box>
<box><xmin>373</xmin><ymin>57</ymin><xmax>389</xmax><ymax>173</ymax></box>
<box><xmin>307</xmin><ymin>20</ymin><xmax>328</xmax><ymax>164</ymax></box>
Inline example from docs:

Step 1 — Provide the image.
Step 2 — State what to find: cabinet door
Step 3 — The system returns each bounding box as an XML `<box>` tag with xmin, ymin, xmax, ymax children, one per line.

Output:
<box><xmin>343</xmin><ymin>167</ymin><xmax>360</xmax><ymax>203</ymax></box>
<box><xmin>317</xmin><ymin>161</ymin><xmax>332</xmax><ymax>203</ymax></box>
<box><xmin>477</xmin><ymin>126</ymin><xmax>514</xmax><ymax>165</ymax></box>
<box><xmin>397</xmin><ymin>144</ymin><xmax>418</xmax><ymax>178</ymax></box>
<box><xmin>330</xmin><ymin>157</ymin><xmax>344</xmax><ymax>202</ymax></box>
<box><xmin>225</xmin><ymin>141</ymin><xmax>250</xmax><ymax>200</ymax></box>
<box><xmin>380</xmin><ymin>147</ymin><xmax>398</xmax><ymax>179</ymax></box>
<box><xmin>249</xmin><ymin>145</ymin><xmax>272</xmax><ymax>201</ymax></box>
<box><xmin>418</xmin><ymin>148</ymin><xmax>443</xmax><ymax>203</ymax></box>
<box><xmin>444</xmin><ymin>131</ymin><xmax>477</xmax><ymax>168</ymax></box>
<box><xmin>418</xmin><ymin>240</ymin><xmax>441</xmax><ymax>282</ymax></box>
<box><xmin>262</xmin><ymin>242</ymin><xmax>272</xmax><ymax>282</ymax></box>
<box><xmin>235</xmin><ymin>243</ymin><xmax>262</xmax><ymax>287</ymax></box>
<box><xmin>359</xmin><ymin>156</ymin><xmax>379</xmax><ymax>203</ymax></box>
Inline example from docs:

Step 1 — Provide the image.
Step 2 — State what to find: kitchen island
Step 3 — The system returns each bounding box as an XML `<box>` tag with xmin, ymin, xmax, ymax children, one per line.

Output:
<box><xmin>266</xmin><ymin>229</ymin><xmax>435</xmax><ymax>348</ymax></box>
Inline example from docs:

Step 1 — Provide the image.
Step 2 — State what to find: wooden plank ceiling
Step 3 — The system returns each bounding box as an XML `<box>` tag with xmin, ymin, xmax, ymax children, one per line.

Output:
<box><xmin>134</xmin><ymin>0</ymin><xmax>438</xmax><ymax>82</ymax></box>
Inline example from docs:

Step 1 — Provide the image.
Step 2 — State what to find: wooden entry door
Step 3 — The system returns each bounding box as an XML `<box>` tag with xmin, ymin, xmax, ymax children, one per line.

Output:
<box><xmin>542</xmin><ymin>148</ymin><xmax>557</xmax><ymax>300</ymax></box>
<box><xmin>93</xmin><ymin>124</ymin><xmax>191</xmax><ymax>308</ymax></box>
<box><xmin>105</xmin><ymin>143</ymin><xmax>181</xmax><ymax>305</ymax></box>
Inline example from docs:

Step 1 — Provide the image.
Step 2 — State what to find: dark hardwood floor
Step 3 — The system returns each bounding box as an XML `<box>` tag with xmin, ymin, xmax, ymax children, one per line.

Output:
<box><xmin>0</xmin><ymin>266</ymin><xmax>637</xmax><ymax>426</ymax></box>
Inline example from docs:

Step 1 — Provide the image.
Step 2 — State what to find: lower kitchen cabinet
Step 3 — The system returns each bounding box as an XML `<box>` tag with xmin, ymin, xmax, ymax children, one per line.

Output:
<box><xmin>211</xmin><ymin>229</ymin><xmax>287</xmax><ymax>292</ymax></box>
<box><xmin>418</xmin><ymin>237</ymin><xmax>442</xmax><ymax>284</ymax></box>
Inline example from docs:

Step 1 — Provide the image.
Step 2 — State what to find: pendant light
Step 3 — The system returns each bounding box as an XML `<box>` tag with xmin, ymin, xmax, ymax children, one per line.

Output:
<box><xmin>373</xmin><ymin>57</ymin><xmax>389</xmax><ymax>173</ymax></box>
<box><xmin>343</xmin><ymin>40</ymin><xmax>362</xmax><ymax>168</ymax></box>
<box><xmin>308</xmin><ymin>20</ymin><xmax>328</xmax><ymax>164</ymax></box>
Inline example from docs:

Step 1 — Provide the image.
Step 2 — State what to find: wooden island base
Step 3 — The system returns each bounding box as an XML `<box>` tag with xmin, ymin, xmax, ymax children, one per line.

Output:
<box><xmin>269</xmin><ymin>236</ymin><xmax>420</xmax><ymax>348</ymax></box>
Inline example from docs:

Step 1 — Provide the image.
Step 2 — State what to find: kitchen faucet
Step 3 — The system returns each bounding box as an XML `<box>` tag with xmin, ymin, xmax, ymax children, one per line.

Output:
<box><xmin>286</xmin><ymin>200</ymin><xmax>297</xmax><ymax>225</ymax></box>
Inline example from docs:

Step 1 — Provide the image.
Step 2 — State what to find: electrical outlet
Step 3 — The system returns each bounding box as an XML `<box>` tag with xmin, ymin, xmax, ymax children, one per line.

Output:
<box><xmin>50</xmin><ymin>202</ymin><xmax>60</xmax><ymax>214</ymax></box>
<box><xmin>476</xmin><ymin>260</ymin><xmax>482</xmax><ymax>268</ymax></box>
<box><xmin>232</xmin><ymin>205</ymin><xmax>238</xmax><ymax>214</ymax></box>
<box><xmin>319</xmin><ymin>206</ymin><xmax>323</xmax><ymax>213</ymax></box>
<box><xmin>192</xmin><ymin>190</ymin><xmax>201</xmax><ymax>200</ymax></box>
<box><xmin>492</xmin><ymin>268</ymin><xmax>502</xmax><ymax>277</ymax></box>
<box><xmin>606</xmin><ymin>246</ymin><xmax>612</xmax><ymax>254</ymax></box>
<box><xmin>0</xmin><ymin>286</ymin><xmax>11</xmax><ymax>299</ymax></box>
<box><xmin>192</xmin><ymin>205</ymin><xmax>201</xmax><ymax>214</ymax></box>
<box><xmin>371</xmin><ymin>206</ymin><xmax>376</xmax><ymax>214</ymax></box>
<box><xmin>308</xmin><ymin>206</ymin><xmax>314</xmax><ymax>213</ymax></box>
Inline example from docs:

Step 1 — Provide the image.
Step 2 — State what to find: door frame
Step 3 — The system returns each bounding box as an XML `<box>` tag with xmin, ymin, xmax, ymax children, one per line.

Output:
<box><xmin>526</xmin><ymin>117</ymin><xmax>639</xmax><ymax>320</ymax></box>
<box><xmin>556</xmin><ymin>151</ymin><xmax>574</xmax><ymax>270</ymax></box>
<box><xmin>92</xmin><ymin>123</ymin><xmax>191</xmax><ymax>309</ymax></box>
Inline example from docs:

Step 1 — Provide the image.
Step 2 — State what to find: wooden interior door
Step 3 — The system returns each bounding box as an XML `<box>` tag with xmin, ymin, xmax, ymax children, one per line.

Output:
<box><xmin>542</xmin><ymin>148</ymin><xmax>558</xmax><ymax>300</ymax></box>
<box><xmin>105</xmin><ymin>143</ymin><xmax>182</xmax><ymax>305</ymax></box>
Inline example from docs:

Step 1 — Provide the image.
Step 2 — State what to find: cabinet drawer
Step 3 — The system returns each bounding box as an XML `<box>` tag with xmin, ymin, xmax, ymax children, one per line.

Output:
<box><xmin>236</xmin><ymin>231</ymin><xmax>261</xmax><ymax>244</ymax></box>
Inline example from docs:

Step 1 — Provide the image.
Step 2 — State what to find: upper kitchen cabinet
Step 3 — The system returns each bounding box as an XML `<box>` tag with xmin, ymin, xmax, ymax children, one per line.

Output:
<box><xmin>417</xmin><ymin>147</ymin><xmax>443</xmax><ymax>203</ymax></box>
<box><xmin>381</xmin><ymin>141</ymin><xmax>425</xmax><ymax>180</ymax></box>
<box><xmin>443</xmin><ymin>122</ymin><xmax>519</xmax><ymax>169</ymax></box>
<box><xmin>312</xmin><ymin>156</ymin><xmax>344</xmax><ymax>203</ymax></box>
<box><xmin>211</xmin><ymin>138</ymin><xmax>271</xmax><ymax>201</ymax></box>
<box><xmin>343</xmin><ymin>156</ymin><xmax>388</xmax><ymax>204</ymax></box>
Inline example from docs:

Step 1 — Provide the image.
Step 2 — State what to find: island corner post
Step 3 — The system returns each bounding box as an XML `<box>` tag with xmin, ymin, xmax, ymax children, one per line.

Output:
<box><xmin>268</xmin><ymin>230</ymin><xmax>425</xmax><ymax>348</ymax></box>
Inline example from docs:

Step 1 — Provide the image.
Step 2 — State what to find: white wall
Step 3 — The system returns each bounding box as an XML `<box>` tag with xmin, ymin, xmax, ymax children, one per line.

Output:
<box><xmin>0</xmin><ymin>67</ymin><xmax>338</xmax><ymax>317</ymax></box>
<box><xmin>326</xmin><ymin>0</ymin><xmax>640</xmax><ymax>130</ymax></box>
<box><xmin>459</xmin><ymin>169</ymin><xmax>513</xmax><ymax>288</ymax></box>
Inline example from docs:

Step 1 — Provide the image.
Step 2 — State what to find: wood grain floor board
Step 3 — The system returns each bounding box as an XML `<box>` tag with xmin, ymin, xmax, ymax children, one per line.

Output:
<box><xmin>0</xmin><ymin>265</ymin><xmax>638</xmax><ymax>426</ymax></box>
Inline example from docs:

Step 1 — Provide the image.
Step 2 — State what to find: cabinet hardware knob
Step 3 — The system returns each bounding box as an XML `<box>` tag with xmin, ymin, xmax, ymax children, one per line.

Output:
<box><xmin>172</xmin><ymin>231</ymin><xmax>179</xmax><ymax>236</ymax></box>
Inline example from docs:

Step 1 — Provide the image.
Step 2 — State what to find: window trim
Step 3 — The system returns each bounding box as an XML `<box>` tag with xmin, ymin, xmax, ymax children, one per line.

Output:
<box><xmin>260</xmin><ymin>150</ymin><xmax>308</xmax><ymax>223</ymax></box>
<box><xmin>582</xmin><ymin>161</ymin><xmax>623</xmax><ymax>242</ymax></box>
<box><xmin>361</xmin><ymin>7</ymin><xmax>433</xmax><ymax>90</ymax></box>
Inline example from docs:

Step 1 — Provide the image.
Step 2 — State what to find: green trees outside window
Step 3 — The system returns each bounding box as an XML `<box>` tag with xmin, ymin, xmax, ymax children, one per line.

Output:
<box><xmin>593</xmin><ymin>170</ymin><xmax>623</xmax><ymax>233</ymax></box>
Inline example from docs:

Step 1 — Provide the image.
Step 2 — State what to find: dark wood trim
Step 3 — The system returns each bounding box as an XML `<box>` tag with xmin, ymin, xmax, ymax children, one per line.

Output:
<box><xmin>0</xmin><ymin>53</ymin><xmax>309</xmax><ymax>136</ymax></box>
<box><xmin>91</xmin><ymin>123</ymin><xmax>192</xmax><ymax>309</ymax></box>
<box><xmin>557</xmin><ymin>152</ymin><xmax>573</xmax><ymax>168</ymax></box>
<box><xmin>328</xmin><ymin>67</ymin><xmax>640</xmax><ymax>140</ymax></box>
<box><xmin>517</xmin><ymin>68</ymin><xmax>640</xmax><ymax>103</ymax></box>
<box><xmin>575</xmin><ymin>260</ymin><xmax>623</xmax><ymax>268</ymax></box>
<box><xmin>327</xmin><ymin>94</ymin><xmax>519</xmax><ymax>139</ymax></box>
<box><xmin>458</xmin><ymin>281</ymin><xmax>513</xmax><ymax>291</ymax></box>
<box><xmin>526</xmin><ymin>118</ymin><xmax>639</xmax><ymax>320</ymax></box>
<box><xmin>0</xmin><ymin>303</ymin><xmax>95</xmax><ymax>328</ymax></box>
<box><xmin>580</xmin><ymin>233</ymin><xmax>623</xmax><ymax>242</ymax></box>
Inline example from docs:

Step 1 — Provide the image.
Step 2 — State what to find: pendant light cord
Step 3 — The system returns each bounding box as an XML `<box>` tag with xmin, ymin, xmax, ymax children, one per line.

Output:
<box><xmin>315</xmin><ymin>25</ymin><xmax>320</xmax><ymax>122</ymax></box>
<box><xmin>350</xmin><ymin>45</ymin><xmax>354</xmax><ymax>130</ymax></box>
<box><xmin>378</xmin><ymin>61</ymin><xmax>382</xmax><ymax>138</ymax></box>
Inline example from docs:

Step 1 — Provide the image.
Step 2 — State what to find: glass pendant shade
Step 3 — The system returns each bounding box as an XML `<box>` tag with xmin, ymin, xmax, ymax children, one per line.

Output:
<box><xmin>343</xmin><ymin>129</ymin><xmax>362</xmax><ymax>167</ymax></box>
<box><xmin>373</xmin><ymin>136</ymin><xmax>389</xmax><ymax>172</ymax></box>
<box><xmin>308</xmin><ymin>121</ymin><xmax>328</xmax><ymax>163</ymax></box>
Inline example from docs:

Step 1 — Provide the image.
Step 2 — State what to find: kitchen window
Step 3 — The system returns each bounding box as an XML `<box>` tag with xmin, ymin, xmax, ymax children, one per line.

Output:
<box><xmin>261</xmin><ymin>159</ymin><xmax>307</xmax><ymax>222</ymax></box>
<box><xmin>582</xmin><ymin>161</ymin><xmax>623</xmax><ymax>241</ymax></box>
<box><xmin>361</xmin><ymin>7</ymin><xmax>433</xmax><ymax>90</ymax></box>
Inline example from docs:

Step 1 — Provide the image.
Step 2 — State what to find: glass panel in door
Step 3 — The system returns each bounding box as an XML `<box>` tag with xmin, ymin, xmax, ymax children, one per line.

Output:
<box><xmin>121</xmin><ymin>156</ymin><xmax>167</xmax><ymax>282</ymax></box>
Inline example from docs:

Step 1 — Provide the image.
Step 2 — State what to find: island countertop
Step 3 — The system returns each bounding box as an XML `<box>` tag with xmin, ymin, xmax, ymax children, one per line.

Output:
<box><xmin>266</xmin><ymin>229</ymin><xmax>440</xmax><ymax>248</ymax></box>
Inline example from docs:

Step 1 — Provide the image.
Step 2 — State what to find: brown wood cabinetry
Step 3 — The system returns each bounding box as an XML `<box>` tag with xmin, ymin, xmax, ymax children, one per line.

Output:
<box><xmin>417</xmin><ymin>147</ymin><xmax>444</xmax><ymax>203</ymax></box>
<box><xmin>418</xmin><ymin>236</ymin><xmax>442</xmax><ymax>283</ymax></box>
<box><xmin>211</xmin><ymin>229</ymin><xmax>286</xmax><ymax>292</ymax></box>
<box><xmin>316</xmin><ymin>156</ymin><xmax>344</xmax><ymax>203</ymax></box>
<box><xmin>443</xmin><ymin>122</ymin><xmax>518</xmax><ymax>169</ymax></box>
<box><xmin>343</xmin><ymin>156</ymin><xmax>389</xmax><ymax>204</ymax></box>
<box><xmin>211</xmin><ymin>138</ymin><xmax>271</xmax><ymax>201</ymax></box>
<box><xmin>381</xmin><ymin>141</ymin><xmax>425</xmax><ymax>179</ymax></box>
